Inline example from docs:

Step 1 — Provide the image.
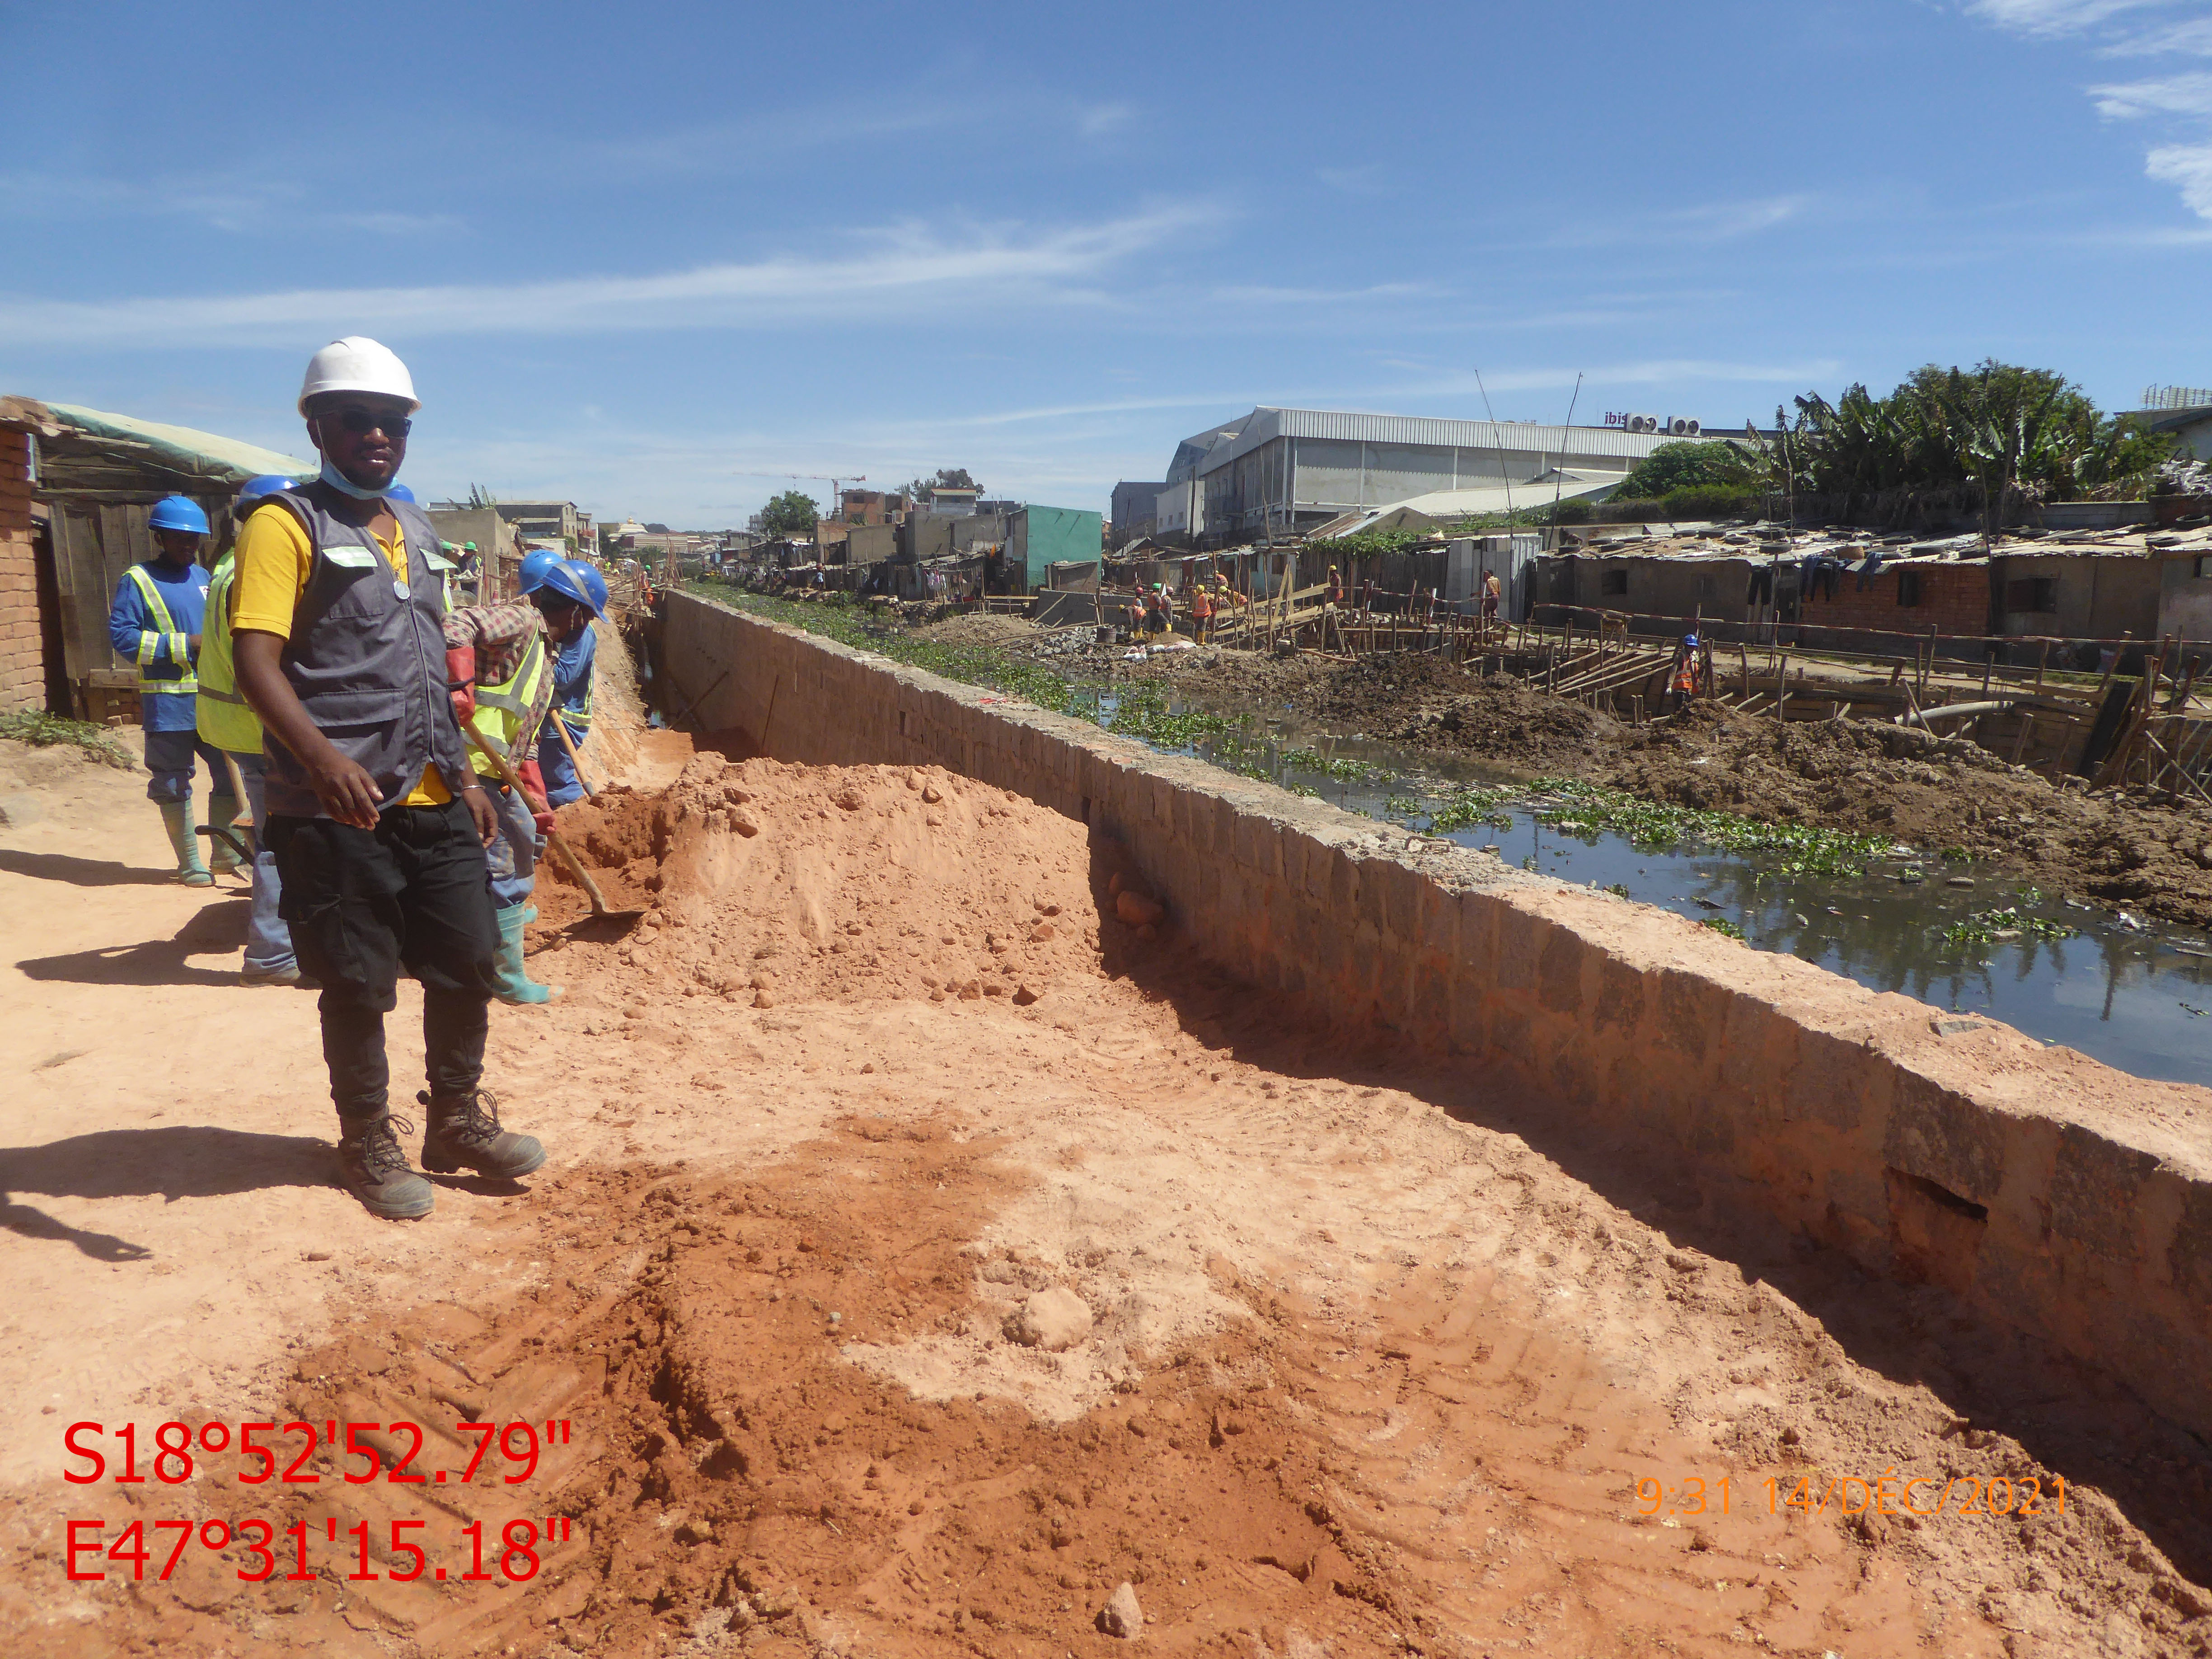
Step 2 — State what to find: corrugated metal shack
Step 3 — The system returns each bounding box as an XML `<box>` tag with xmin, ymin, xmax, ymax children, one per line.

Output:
<box><xmin>23</xmin><ymin>400</ymin><xmax>315</xmax><ymax>721</ymax></box>
<box><xmin>1535</xmin><ymin>519</ymin><xmax>2212</xmax><ymax>667</ymax></box>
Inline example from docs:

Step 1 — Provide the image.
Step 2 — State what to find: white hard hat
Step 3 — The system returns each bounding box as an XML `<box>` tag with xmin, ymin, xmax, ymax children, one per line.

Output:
<box><xmin>298</xmin><ymin>336</ymin><xmax>419</xmax><ymax>414</ymax></box>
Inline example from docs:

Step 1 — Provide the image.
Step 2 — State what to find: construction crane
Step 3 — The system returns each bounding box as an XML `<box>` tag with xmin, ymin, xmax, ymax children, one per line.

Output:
<box><xmin>733</xmin><ymin>470</ymin><xmax>867</xmax><ymax>512</ymax></box>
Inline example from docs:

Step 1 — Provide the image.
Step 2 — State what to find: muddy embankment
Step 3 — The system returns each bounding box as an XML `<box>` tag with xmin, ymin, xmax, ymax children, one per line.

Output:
<box><xmin>1087</xmin><ymin>641</ymin><xmax>2212</xmax><ymax>932</ymax></box>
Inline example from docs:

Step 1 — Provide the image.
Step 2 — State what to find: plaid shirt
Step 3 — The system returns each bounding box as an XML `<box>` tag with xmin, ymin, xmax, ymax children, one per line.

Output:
<box><xmin>445</xmin><ymin>599</ymin><xmax>554</xmax><ymax>751</ymax></box>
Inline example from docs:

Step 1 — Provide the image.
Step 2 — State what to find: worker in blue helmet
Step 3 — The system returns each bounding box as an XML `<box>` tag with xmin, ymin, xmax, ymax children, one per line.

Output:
<box><xmin>536</xmin><ymin>559</ymin><xmax>607</xmax><ymax>807</ymax></box>
<box><xmin>442</xmin><ymin>552</ymin><xmax>600</xmax><ymax>1004</ymax></box>
<box><xmin>197</xmin><ymin>474</ymin><xmax>302</xmax><ymax>978</ymax></box>
<box><xmin>517</xmin><ymin>547</ymin><xmax>563</xmax><ymax>595</ymax></box>
<box><xmin>108</xmin><ymin>495</ymin><xmax>220</xmax><ymax>882</ymax></box>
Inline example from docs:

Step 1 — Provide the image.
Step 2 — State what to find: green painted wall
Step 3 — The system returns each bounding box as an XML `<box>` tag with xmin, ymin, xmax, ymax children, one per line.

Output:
<box><xmin>1020</xmin><ymin>505</ymin><xmax>1103</xmax><ymax>589</ymax></box>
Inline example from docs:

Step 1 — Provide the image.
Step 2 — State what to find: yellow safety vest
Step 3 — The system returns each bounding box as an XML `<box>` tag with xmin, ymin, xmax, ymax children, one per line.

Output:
<box><xmin>125</xmin><ymin>565</ymin><xmax>197</xmax><ymax>697</ymax></box>
<box><xmin>467</xmin><ymin>630</ymin><xmax>549</xmax><ymax>778</ymax></box>
<box><xmin>195</xmin><ymin>552</ymin><xmax>262</xmax><ymax>754</ymax></box>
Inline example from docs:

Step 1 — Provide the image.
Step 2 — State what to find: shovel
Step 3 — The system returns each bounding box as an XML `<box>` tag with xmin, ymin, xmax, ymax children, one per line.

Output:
<box><xmin>546</xmin><ymin>708</ymin><xmax>597</xmax><ymax>797</ymax></box>
<box><xmin>462</xmin><ymin>725</ymin><xmax>644</xmax><ymax>926</ymax></box>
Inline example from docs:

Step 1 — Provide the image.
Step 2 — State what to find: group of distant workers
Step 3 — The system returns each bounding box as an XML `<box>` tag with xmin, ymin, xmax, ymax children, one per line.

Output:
<box><xmin>1125</xmin><ymin>571</ymin><xmax>1252</xmax><ymax>644</ymax></box>
<box><xmin>103</xmin><ymin>335</ymin><xmax>607</xmax><ymax>1221</ymax></box>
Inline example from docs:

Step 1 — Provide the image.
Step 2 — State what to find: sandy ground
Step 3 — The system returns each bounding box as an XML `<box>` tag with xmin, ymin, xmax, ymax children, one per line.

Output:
<box><xmin>2</xmin><ymin>720</ymin><xmax>2210</xmax><ymax>1658</ymax></box>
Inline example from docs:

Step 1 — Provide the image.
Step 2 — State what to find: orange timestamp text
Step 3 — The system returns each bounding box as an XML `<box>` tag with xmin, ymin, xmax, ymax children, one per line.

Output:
<box><xmin>1636</xmin><ymin>1470</ymin><xmax>2067</xmax><ymax>1520</ymax></box>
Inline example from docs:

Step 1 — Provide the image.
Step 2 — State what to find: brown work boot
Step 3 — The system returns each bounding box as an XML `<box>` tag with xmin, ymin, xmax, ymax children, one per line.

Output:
<box><xmin>417</xmin><ymin>1089</ymin><xmax>546</xmax><ymax>1180</ymax></box>
<box><xmin>336</xmin><ymin>1113</ymin><xmax>435</xmax><ymax>1220</ymax></box>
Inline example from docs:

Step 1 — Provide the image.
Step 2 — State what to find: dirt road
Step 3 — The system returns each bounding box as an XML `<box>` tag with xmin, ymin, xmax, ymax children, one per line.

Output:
<box><xmin>2</xmin><ymin>732</ymin><xmax>2209</xmax><ymax>1657</ymax></box>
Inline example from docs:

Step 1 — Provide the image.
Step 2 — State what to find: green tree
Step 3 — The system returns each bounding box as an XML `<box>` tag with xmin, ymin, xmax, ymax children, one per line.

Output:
<box><xmin>1614</xmin><ymin>440</ymin><xmax>1761</xmax><ymax>500</ymax></box>
<box><xmin>759</xmin><ymin>489</ymin><xmax>820</xmax><ymax>536</ymax></box>
<box><xmin>904</xmin><ymin>468</ymin><xmax>980</xmax><ymax>498</ymax></box>
<box><xmin>1747</xmin><ymin>360</ymin><xmax>2171</xmax><ymax>527</ymax></box>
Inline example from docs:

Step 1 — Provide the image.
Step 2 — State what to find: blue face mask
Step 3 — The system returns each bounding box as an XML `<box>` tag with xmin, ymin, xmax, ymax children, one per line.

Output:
<box><xmin>319</xmin><ymin>457</ymin><xmax>394</xmax><ymax>502</ymax></box>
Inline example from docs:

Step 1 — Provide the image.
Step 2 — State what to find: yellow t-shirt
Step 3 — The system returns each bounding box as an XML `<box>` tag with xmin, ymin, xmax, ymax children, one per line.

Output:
<box><xmin>232</xmin><ymin>503</ymin><xmax>450</xmax><ymax>807</ymax></box>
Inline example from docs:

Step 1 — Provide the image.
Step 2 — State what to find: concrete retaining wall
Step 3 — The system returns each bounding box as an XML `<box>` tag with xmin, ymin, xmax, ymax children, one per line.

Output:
<box><xmin>659</xmin><ymin>590</ymin><xmax>2212</xmax><ymax>1437</ymax></box>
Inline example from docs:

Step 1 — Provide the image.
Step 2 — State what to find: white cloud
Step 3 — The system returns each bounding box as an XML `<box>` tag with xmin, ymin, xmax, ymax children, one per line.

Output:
<box><xmin>2090</xmin><ymin>69</ymin><xmax>2212</xmax><ymax>116</ymax></box>
<box><xmin>1970</xmin><ymin>1</ymin><xmax>2212</xmax><ymax>218</ymax></box>
<box><xmin>1547</xmin><ymin>195</ymin><xmax>1809</xmax><ymax>248</ymax></box>
<box><xmin>1077</xmin><ymin>103</ymin><xmax>1136</xmax><ymax>137</ymax></box>
<box><xmin>1209</xmin><ymin>281</ymin><xmax>1446</xmax><ymax>305</ymax></box>
<box><xmin>0</xmin><ymin>208</ymin><xmax>1203</xmax><ymax>347</ymax></box>
<box><xmin>0</xmin><ymin>170</ymin><xmax>461</xmax><ymax>237</ymax></box>
<box><xmin>1967</xmin><ymin>0</ymin><xmax>2175</xmax><ymax>36</ymax></box>
<box><xmin>2145</xmin><ymin>140</ymin><xmax>2212</xmax><ymax>209</ymax></box>
<box><xmin>2100</xmin><ymin>15</ymin><xmax>2212</xmax><ymax>51</ymax></box>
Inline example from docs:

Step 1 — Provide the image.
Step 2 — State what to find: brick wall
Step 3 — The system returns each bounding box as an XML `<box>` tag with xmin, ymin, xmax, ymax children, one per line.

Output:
<box><xmin>0</xmin><ymin>428</ymin><xmax>44</xmax><ymax>714</ymax></box>
<box><xmin>1797</xmin><ymin>561</ymin><xmax>1987</xmax><ymax>639</ymax></box>
<box><xmin>658</xmin><ymin>588</ymin><xmax>2212</xmax><ymax>1441</ymax></box>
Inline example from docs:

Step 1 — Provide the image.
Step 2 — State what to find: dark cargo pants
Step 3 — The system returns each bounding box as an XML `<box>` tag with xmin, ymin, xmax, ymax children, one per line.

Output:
<box><xmin>267</xmin><ymin>798</ymin><xmax>501</xmax><ymax>1119</ymax></box>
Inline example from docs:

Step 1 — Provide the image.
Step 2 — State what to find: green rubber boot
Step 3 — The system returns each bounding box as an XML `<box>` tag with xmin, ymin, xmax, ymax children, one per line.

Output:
<box><xmin>492</xmin><ymin>905</ymin><xmax>558</xmax><ymax>1005</ymax></box>
<box><xmin>158</xmin><ymin>801</ymin><xmax>212</xmax><ymax>886</ymax></box>
<box><xmin>204</xmin><ymin>792</ymin><xmax>244</xmax><ymax>875</ymax></box>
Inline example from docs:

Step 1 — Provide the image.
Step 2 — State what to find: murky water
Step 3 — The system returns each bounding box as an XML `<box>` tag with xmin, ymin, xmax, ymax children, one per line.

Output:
<box><xmin>1162</xmin><ymin>709</ymin><xmax>2212</xmax><ymax>1089</ymax></box>
<box><xmin>794</xmin><ymin>604</ymin><xmax>2208</xmax><ymax>1090</ymax></box>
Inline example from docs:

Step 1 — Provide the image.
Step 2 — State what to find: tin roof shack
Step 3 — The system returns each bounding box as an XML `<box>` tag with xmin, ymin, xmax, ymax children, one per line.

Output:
<box><xmin>24</xmin><ymin>400</ymin><xmax>316</xmax><ymax>721</ymax></box>
<box><xmin>2158</xmin><ymin>542</ymin><xmax>2212</xmax><ymax>642</ymax></box>
<box><xmin>1009</xmin><ymin>506</ymin><xmax>1102</xmax><ymax>595</ymax></box>
<box><xmin>1989</xmin><ymin>545</ymin><xmax>2166</xmax><ymax>647</ymax></box>
<box><xmin>1536</xmin><ymin>544</ymin><xmax>1759</xmax><ymax>633</ymax></box>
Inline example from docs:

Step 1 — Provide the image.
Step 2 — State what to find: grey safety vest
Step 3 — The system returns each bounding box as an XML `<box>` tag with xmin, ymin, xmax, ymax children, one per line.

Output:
<box><xmin>259</xmin><ymin>483</ymin><xmax>472</xmax><ymax>820</ymax></box>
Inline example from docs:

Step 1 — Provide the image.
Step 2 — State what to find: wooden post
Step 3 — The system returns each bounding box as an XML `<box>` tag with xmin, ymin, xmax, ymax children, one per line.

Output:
<box><xmin>2034</xmin><ymin>639</ymin><xmax>2049</xmax><ymax>695</ymax></box>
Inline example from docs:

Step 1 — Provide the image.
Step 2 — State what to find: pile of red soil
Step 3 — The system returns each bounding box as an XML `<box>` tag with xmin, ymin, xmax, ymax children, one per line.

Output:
<box><xmin>534</xmin><ymin>758</ymin><xmax>1141</xmax><ymax>1007</ymax></box>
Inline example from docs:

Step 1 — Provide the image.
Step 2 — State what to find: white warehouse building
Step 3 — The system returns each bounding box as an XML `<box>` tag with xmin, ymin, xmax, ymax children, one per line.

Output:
<box><xmin>1144</xmin><ymin>406</ymin><xmax>1688</xmax><ymax>544</ymax></box>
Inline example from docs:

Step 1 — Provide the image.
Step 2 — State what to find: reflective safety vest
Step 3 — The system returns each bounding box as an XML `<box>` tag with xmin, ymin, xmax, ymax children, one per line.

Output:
<box><xmin>554</xmin><ymin>631</ymin><xmax>595</xmax><ymax>734</ymax></box>
<box><xmin>125</xmin><ymin>565</ymin><xmax>198</xmax><ymax>698</ymax></box>
<box><xmin>195</xmin><ymin>552</ymin><xmax>262</xmax><ymax>754</ymax></box>
<box><xmin>467</xmin><ymin>628</ymin><xmax>549</xmax><ymax>778</ymax></box>
<box><xmin>424</xmin><ymin>545</ymin><xmax>459</xmax><ymax>609</ymax></box>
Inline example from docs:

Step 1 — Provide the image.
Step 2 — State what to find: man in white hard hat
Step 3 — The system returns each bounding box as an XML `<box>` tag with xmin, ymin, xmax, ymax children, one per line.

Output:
<box><xmin>230</xmin><ymin>337</ymin><xmax>548</xmax><ymax>1221</ymax></box>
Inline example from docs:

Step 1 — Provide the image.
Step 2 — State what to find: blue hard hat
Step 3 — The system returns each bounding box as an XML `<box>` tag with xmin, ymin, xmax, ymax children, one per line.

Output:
<box><xmin>236</xmin><ymin>474</ymin><xmax>294</xmax><ymax>509</ymax></box>
<box><xmin>386</xmin><ymin>483</ymin><xmax>416</xmax><ymax>503</ymax></box>
<box><xmin>535</xmin><ymin>558</ymin><xmax>602</xmax><ymax>616</ymax></box>
<box><xmin>567</xmin><ymin>559</ymin><xmax>608</xmax><ymax>617</ymax></box>
<box><xmin>517</xmin><ymin>548</ymin><xmax>563</xmax><ymax>595</ymax></box>
<box><xmin>148</xmin><ymin>495</ymin><xmax>210</xmax><ymax>535</ymax></box>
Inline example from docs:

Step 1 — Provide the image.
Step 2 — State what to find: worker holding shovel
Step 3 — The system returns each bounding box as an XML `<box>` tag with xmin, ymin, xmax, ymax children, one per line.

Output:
<box><xmin>444</xmin><ymin>556</ymin><xmax>602</xmax><ymax>1004</ymax></box>
<box><xmin>231</xmin><ymin>337</ymin><xmax>546</xmax><ymax>1221</ymax></box>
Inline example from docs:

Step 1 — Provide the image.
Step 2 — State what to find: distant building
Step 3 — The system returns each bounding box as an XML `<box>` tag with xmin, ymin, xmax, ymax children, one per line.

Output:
<box><xmin>2133</xmin><ymin>389</ymin><xmax>2212</xmax><ymax>462</ymax></box>
<box><xmin>839</xmin><ymin>489</ymin><xmax>909</xmax><ymax>526</ymax></box>
<box><xmin>488</xmin><ymin>499</ymin><xmax>585</xmax><ymax>548</ymax></box>
<box><xmin>1109</xmin><ymin>480</ymin><xmax>1169</xmax><ymax>549</ymax></box>
<box><xmin>1144</xmin><ymin>406</ymin><xmax>1680</xmax><ymax>544</ymax></box>
<box><xmin>915</xmin><ymin>483</ymin><xmax>979</xmax><ymax>517</ymax></box>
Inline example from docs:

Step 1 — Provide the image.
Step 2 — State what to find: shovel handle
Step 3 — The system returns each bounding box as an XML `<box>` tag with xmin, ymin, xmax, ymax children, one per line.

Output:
<box><xmin>548</xmin><ymin>708</ymin><xmax>596</xmax><ymax>796</ymax></box>
<box><xmin>461</xmin><ymin>725</ymin><xmax>616</xmax><ymax>918</ymax></box>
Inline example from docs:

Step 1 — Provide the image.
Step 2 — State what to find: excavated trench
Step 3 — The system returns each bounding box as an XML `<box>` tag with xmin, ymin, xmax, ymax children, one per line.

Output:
<box><xmin>56</xmin><ymin>755</ymin><xmax>2212</xmax><ymax>1658</ymax></box>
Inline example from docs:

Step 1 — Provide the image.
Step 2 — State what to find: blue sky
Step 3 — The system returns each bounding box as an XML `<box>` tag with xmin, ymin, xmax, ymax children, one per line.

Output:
<box><xmin>2</xmin><ymin>0</ymin><xmax>2209</xmax><ymax>527</ymax></box>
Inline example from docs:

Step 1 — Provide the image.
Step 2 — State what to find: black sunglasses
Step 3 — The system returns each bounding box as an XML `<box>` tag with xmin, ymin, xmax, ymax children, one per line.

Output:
<box><xmin>329</xmin><ymin>407</ymin><xmax>412</xmax><ymax>438</ymax></box>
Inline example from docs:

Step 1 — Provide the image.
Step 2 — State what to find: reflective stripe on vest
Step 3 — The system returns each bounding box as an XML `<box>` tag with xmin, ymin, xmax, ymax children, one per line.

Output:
<box><xmin>125</xmin><ymin>565</ymin><xmax>197</xmax><ymax>695</ymax></box>
<box><xmin>468</xmin><ymin>629</ymin><xmax>548</xmax><ymax>773</ymax></box>
<box><xmin>194</xmin><ymin>555</ymin><xmax>263</xmax><ymax>753</ymax></box>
